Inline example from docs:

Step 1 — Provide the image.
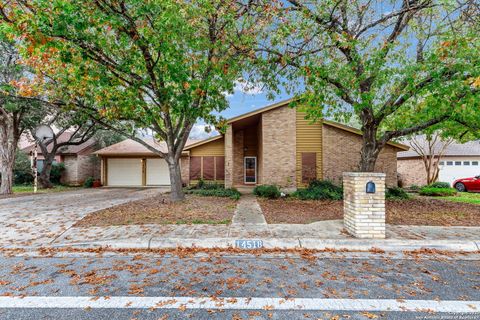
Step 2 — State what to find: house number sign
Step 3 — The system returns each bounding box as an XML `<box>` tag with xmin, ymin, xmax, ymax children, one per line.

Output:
<box><xmin>235</xmin><ymin>240</ymin><xmax>263</xmax><ymax>249</ymax></box>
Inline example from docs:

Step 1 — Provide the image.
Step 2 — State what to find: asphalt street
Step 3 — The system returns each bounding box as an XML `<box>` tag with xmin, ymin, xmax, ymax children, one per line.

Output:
<box><xmin>0</xmin><ymin>250</ymin><xmax>479</xmax><ymax>319</ymax></box>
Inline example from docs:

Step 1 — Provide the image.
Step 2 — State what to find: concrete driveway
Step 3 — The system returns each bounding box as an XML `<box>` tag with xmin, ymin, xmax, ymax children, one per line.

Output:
<box><xmin>0</xmin><ymin>188</ymin><xmax>165</xmax><ymax>248</ymax></box>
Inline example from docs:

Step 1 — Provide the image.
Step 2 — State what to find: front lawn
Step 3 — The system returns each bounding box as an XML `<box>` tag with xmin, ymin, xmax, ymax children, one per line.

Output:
<box><xmin>442</xmin><ymin>192</ymin><xmax>480</xmax><ymax>205</ymax></box>
<box><xmin>75</xmin><ymin>195</ymin><xmax>237</xmax><ymax>227</ymax></box>
<box><xmin>12</xmin><ymin>184</ymin><xmax>80</xmax><ymax>194</ymax></box>
<box><xmin>259</xmin><ymin>197</ymin><xmax>480</xmax><ymax>226</ymax></box>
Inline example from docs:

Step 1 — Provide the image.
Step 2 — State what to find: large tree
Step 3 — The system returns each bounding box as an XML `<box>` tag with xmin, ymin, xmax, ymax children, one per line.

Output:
<box><xmin>34</xmin><ymin>110</ymin><xmax>98</xmax><ymax>189</ymax></box>
<box><xmin>0</xmin><ymin>40</ymin><xmax>45</xmax><ymax>194</ymax></box>
<box><xmin>256</xmin><ymin>0</ymin><xmax>480</xmax><ymax>172</ymax></box>
<box><xmin>1</xmin><ymin>0</ymin><xmax>270</xmax><ymax>201</ymax></box>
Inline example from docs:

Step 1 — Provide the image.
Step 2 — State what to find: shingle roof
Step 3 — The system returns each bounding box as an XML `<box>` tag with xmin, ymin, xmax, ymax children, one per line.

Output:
<box><xmin>398</xmin><ymin>136</ymin><xmax>480</xmax><ymax>158</ymax></box>
<box><xmin>22</xmin><ymin>132</ymin><xmax>96</xmax><ymax>155</ymax></box>
<box><xmin>94</xmin><ymin>138</ymin><xmax>198</xmax><ymax>156</ymax></box>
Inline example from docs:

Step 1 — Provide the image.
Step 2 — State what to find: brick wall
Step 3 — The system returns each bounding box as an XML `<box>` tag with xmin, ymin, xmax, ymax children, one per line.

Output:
<box><xmin>343</xmin><ymin>172</ymin><xmax>386</xmax><ymax>239</ymax></box>
<box><xmin>322</xmin><ymin>124</ymin><xmax>399</xmax><ymax>187</ymax></box>
<box><xmin>261</xmin><ymin>106</ymin><xmax>296</xmax><ymax>189</ymax></box>
<box><xmin>233</xmin><ymin>129</ymin><xmax>245</xmax><ymax>185</ymax></box>
<box><xmin>61</xmin><ymin>155</ymin><xmax>78</xmax><ymax>185</ymax></box>
<box><xmin>397</xmin><ymin>158</ymin><xmax>427</xmax><ymax>187</ymax></box>
<box><xmin>180</xmin><ymin>156</ymin><xmax>190</xmax><ymax>185</ymax></box>
<box><xmin>75</xmin><ymin>155</ymin><xmax>96</xmax><ymax>185</ymax></box>
<box><xmin>224</xmin><ymin>125</ymin><xmax>234</xmax><ymax>188</ymax></box>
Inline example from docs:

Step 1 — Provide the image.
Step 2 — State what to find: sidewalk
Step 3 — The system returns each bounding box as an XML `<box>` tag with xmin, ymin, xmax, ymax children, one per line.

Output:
<box><xmin>43</xmin><ymin>220</ymin><xmax>480</xmax><ymax>252</ymax></box>
<box><xmin>2</xmin><ymin>192</ymin><xmax>479</xmax><ymax>253</ymax></box>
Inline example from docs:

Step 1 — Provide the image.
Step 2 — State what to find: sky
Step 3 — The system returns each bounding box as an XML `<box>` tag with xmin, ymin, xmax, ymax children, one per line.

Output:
<box><xmin>189</xmin><ymin>80</ymin><xmax>291</xmax><ymax>140</ymax></box>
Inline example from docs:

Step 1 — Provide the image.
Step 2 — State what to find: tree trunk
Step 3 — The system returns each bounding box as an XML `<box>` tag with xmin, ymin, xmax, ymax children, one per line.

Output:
<box><xmin>38</xmin><ymin>154</ymin><xmax>54</xmax><ymax>189</ymax></box>
<box><xmin>166</xmin><ymin>155</ymin><xmax>185</xmax><ymax>202</ymax></box>
<box><xmin>0</xmin><ymin>118</ymin><xmax>17</xmax><ymax>195</ymax></box>
<box><xmin>0</xmin><ymin>156</ymin><xmax>14</xmax><ymax>195</ymax></box>
<box><xmin>359</xmin><ymin>119</ymin><xmax>381</xmax><ymax>172</ymax></box>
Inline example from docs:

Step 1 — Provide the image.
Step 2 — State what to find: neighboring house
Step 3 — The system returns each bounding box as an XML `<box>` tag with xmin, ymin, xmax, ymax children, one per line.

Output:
<box><xmin>398</xmin><ymin>138</ymin><xmax>480</xmax><ymax>186</ymax></box>
<box><xmin>22</xmin><ymin>132</ymin><xmax>99</xmax><ymax>186</ymax></box>
<box><xmin>96</xmin><ymin>99</ymin><xmax>408</xmax><ymax>189</ymax></box>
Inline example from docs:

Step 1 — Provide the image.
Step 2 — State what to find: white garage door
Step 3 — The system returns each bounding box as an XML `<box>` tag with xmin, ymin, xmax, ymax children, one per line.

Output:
<box><xmin>438</xmin><ymin>158</ymin><xmax>480</xmax><ymax>185</ymax></box>
<box><xmin>146</xmin><ymin>158</ymin><xmax>171</xmax><ymax>186</ymax></box>
<box><xmin>107</xmin><ymin>158</ymin><xmax>142</xmax><ymax>186</ymax></box>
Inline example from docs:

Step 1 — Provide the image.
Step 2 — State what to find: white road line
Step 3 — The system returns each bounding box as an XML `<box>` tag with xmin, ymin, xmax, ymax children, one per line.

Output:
<box><xmin>0</xmin><ymin>297</ymin><xmax>478</xmax><ymax>312</ymax></box>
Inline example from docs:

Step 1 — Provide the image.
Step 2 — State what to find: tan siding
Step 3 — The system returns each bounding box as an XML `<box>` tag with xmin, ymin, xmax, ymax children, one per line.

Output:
<box><xmin>190</xmin><ymin>138</ymin><xmax>225</xmax><ymax>156</ymax></box>
<box><xmin>295</xmin><ymin>110</ymin><xmax>323</xmax><ymax>187</ymax></box>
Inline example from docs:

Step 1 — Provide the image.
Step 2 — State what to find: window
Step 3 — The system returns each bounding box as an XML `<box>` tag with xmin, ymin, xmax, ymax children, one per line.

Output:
<box><xmin>215</xmin><ymin>157</ymin><xmax>225</xmax><ymax>180</ymax></box>
<box><xmin>439</xmin><ymin>161</ymin><xmax>445</xmax><ymax>166</ymax></box>
<box><xmin>446</xmin><ymin>161</ymin><xmax>453</xmax><ymax>166</ymax></box>
<box><xmin>301</xmin><ymin>152</ymin><xmax>317</xmax><ymax>183</ymax></box>
<box><xmin>464</xmin><ymin>161</ymin><xmax>470</xmax><ymax>166</ymax></box>
<box><xmin>36</xmin><ymin>160</ymin><xmax>44</xmax><ymax>173</ymax></box>
<box><xmin>202</xmin><ymin>156</ymin><xmax>215</xmax><ymax>180</ymax></box>
<box><xmin>473</xmin><ymin>161</ymin><xmax>479</xmax><ymax>166</ymax></box>
<box><xmin>189</xmin><ymin>156</ymin><xmax>225</xmax><ymax>181</ymax></box>
<box><xmin>189</xmin><ymin>157</ymin><xmax>201</xmax><ymax>180</ymax></box>
<box><xmin>455</xmin><ymin>161</ymin><xmax>461</xmax><ymax>166</ymax></box>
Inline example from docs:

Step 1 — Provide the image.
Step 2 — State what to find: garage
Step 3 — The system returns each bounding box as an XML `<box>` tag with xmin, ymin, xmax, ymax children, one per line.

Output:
<box><xmin>438</xmin><ymin>158</ymin><xmax>480</xmax><ymax>185</ymax></box>
<box><xmin>107</xmin><ymin>158</ymin><xmax>143</xmax><ymax>186</ymax></box>
<box><xmin>146</xmin><ymin>158</ymin><xmax>170</xmax><ymax>186</ymax></box>
<box><xmin>95</xmin><ymin>138</ymin><xmax>193</xmax><ymax>187</ymax></box>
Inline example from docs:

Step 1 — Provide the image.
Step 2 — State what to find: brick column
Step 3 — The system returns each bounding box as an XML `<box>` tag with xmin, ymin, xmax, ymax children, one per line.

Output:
<box><xmin>343</xmin><ymin>172</ymin><xmax>386</xmax><ymax>239</ymax></box>
<box><xmin>224</xmin><ymin>125</ymin><xmax>234</xmax><ymax>188</ymax></box>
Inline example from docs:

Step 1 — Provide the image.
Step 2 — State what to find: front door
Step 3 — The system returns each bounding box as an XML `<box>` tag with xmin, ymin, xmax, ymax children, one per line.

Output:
<box><xmin>244</xmin><ymin>157</ymin><xmax>257</xmax><ymax>184</ymax></box>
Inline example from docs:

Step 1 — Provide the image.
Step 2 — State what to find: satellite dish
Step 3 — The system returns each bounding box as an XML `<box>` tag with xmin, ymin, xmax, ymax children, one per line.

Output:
<box><xmin>34</xmin><ymin>125</ymin><xmax>54</xmax><ymax>142</ymax></box>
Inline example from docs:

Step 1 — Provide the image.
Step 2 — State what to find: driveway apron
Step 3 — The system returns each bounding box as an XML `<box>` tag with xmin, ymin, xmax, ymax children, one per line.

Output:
<box><xmin>0</xmin><ymin>188</ymin><xmax>159</xmax><ymax>248</ymax></box>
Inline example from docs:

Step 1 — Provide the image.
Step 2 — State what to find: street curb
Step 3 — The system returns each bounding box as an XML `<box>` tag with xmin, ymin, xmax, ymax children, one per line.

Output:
<box><xmin>44</xmin><ymin>237</ymin><xmax>480</xmax><ymax>253</ymax></box>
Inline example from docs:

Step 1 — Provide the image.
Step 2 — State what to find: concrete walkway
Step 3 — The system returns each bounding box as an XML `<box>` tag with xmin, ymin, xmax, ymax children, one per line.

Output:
<box><xmin>232</xmin><ymin>195</ymin><xmax>266</xmax><ymax>225</ymax></box>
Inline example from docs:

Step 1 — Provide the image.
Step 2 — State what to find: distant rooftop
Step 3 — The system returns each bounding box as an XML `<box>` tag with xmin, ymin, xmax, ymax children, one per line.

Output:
<box><xmin>398</xmin><ymin>136</ymin><xmax>480</xmax><ymax>158</ymax></box>
<box><xmin>94</xmin><ymin>138</ymin><xmax>199</xmax><ymax>156</ymax></box>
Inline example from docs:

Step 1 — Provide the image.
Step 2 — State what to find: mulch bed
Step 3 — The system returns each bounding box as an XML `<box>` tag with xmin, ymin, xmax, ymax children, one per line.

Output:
<box><xmin>259</xmin><ymin>197</ymin><xmax>480</xmax><ymax>226</ymax></box>
<box><xmin>75</xmin><ymin>195</ymin><xmax>237</xmax><ymax>227</ymax></box>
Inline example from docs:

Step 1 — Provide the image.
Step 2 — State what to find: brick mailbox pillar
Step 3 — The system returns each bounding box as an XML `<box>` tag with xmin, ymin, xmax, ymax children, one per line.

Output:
<box><xmin>343</xmin><ymin>172</ymin><xmax>386</xmax><ymax>239</ymax></box>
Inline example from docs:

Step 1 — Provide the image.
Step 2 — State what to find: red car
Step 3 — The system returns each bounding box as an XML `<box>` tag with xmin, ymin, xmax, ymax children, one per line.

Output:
<box><xmin>453</xmin><ymin>175</ymin><xmax>480</xmax><ymax>192</ymax></box>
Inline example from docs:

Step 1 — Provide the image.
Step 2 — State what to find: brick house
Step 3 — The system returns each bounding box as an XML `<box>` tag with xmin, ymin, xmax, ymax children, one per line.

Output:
<box><xmin>96</xmin><ymin>99</ymin><xmax>408</xmax><ymax>189</ymax></box>
<box><xmin>397</xmin><ymin>137</ymin><xmax>480</xmax><ymax>187</ymax></box>
<box><xmin>22</xmin><ymin>133</ymin><xmax>99</xmax><ymax>186</ymax></box>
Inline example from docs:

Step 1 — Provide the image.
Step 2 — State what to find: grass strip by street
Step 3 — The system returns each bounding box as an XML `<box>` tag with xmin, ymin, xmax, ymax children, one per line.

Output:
<box><xmin>12</xmin><ymin>185</ymin><xmax>81</xmax><ymax>194</ymax></box>
<box><xmin>442</xmin><ymin>192</ymin><xmax>480</xmax><ymax>205</ymax></box>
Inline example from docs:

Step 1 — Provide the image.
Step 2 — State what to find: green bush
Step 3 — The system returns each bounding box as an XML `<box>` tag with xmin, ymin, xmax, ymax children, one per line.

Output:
<box><xmin>419</xmin><ymin>186</ymin><xmax>457</xmax><ymax>197</ymax></box>
<box><xmin>408</xmin><ymin>184</ymin><xmax>420</xmax><ymax>191</ymax></box>
<box><xmin>188</xmin><ymin>179</ymin><xmax>224</xmax><ymax>190</ymax></box>
<box><xmin>428</xmin><ymin>181</ymin><xmax>451</xmax><ymax>189</ymax></box>
<box><xmin>84</xmin><ymin>176</ymin><xmax>95</xmax><ymax>188</ymax></box>
<box><xmin>199</xmin><ymin>182</ymin><xmax>224</xmax><ymax>190</ymax></box>
<box><xmin>253</xmin><ymin>185</ymin><xmax>281</xmax><ymax>199</ymax></box>
<box><xmin>50</xmin><ymin>162</ymin><xmax>65</xmax><ymax>184</ymax></box>
<box><xmin>386</xmin><ymin>187</ymin><xmax>410</xmax><ymax>200</ymax></box>
<box><xmin>292</xmin><ymin>179</ymin><xmax>343</xmax><ymax>200</ymax></box>
<box><xmin>185</xmin><ymin>188</ymin><xmax>241</xmax><ymax>200</ymax></box>
<box><xmin>13</xmin><ymin>151</ymin><xmax>33</xmax><ymax>185</ymax></box>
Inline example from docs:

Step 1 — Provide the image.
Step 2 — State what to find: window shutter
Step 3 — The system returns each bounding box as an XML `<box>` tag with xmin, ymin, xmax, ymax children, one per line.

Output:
<box><xmin>202</xmin><ymin>156</ymin><xmax>215</xmax><ymax>180</ymax></box>
<box><xmin>190</xmin><ymin>156</ymin><xmax>201</xmax><ymax>180</ymax></box>
<box><xmin>302</xmin><ymin>152</ymin><xmax>317</xmax><ymax>183</ymax></box>
<box><xmin>215</xmin><ymin>156</ymin><xmax>225</xmax><ymax>180</ymax></box>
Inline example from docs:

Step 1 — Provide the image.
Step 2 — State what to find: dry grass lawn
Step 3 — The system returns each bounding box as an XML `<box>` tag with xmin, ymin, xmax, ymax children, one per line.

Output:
<box><xmin>259</xmin><ymin>197</ymin><xmax>480</xmax><ymax>226</ymax></box>
<box><xmin>75</xmin><ymin>195</ymin><xmax>237</xmax><ymax>227</ymax></box>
